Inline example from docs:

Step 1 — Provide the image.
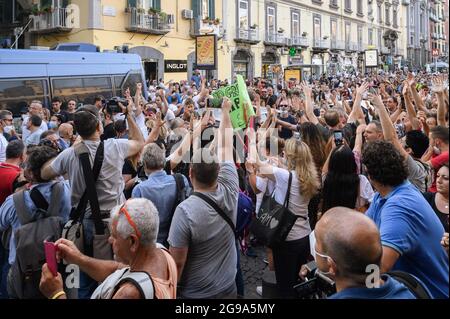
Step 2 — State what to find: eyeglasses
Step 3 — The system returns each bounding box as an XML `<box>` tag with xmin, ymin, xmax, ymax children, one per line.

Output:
<box><xmin>118</xmin><ymin>203</ymin><xmax>141</xmax><ymax>239</ymax></box>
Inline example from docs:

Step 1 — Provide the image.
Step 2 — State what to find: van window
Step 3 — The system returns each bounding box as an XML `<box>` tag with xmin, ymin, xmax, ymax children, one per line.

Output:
<box><xmin>114</xmin><ymin>75</ymin><xmax>126</xmax><ymax>91</ymax></box>
<box><xmin>121</xmin><ymin>72</ymin><xmax>143</xmax><ymax>96</ymax></box>
<box><xmin>52</xmin><ymin>76</ymin><xmax>113</xmax><ymax>106</ymax></box>
<box><xmin>0</xmin><ymin>79</ymin><xmax>49</xmax><ymax>116</ymax></box>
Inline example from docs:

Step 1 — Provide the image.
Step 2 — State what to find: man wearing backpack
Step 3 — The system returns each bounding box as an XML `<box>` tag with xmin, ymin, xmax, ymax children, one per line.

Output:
<box><xmin>132</xmin><ymin>143</ymin><xmax>190</xmax><ymax>247</ymax></box>
<box><xmin>40</xmin><ymin>103</ymin><xmax>144</xmax><ymax>298</ymax></box>
<box><xmin>0</xmin><ymin>145</ymin><xmax>71</xmax><ymax>299</ymax></box>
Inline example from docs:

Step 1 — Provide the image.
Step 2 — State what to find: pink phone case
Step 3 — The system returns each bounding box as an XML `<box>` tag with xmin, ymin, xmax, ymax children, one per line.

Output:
<box><xmin>44</xmin><ymin>241</ymin><xmax>57</xmax><ymax>276</ymax></box>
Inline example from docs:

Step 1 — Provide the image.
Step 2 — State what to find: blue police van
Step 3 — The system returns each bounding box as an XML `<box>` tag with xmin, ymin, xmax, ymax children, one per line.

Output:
<box><xmin>0</xmin><ymin>49</ymin><xmax>147</xmax><ymax>117</ymax></box>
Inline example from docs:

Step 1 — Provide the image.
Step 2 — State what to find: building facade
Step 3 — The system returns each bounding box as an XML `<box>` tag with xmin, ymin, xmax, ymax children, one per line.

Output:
<box><xmin>2</xmin><ymin>0</ymin><xmax>414</xmax><ymax>82</ymax></box>
<box><xmin>429</xmin><ymin>0</ymin><xmax>448</xmax><ymax>63</ymax></box>
<box><xmin>2</xmin><ymin>0</ymin><xmax>226</xmax><ymax>82</ymax></box>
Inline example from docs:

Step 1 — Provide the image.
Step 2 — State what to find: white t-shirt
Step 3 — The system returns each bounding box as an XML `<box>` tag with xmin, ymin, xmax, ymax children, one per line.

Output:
<box><xmin>133</xmin><ymin>112</ymin><xmax>149</xmax><ymax>140</ymax></box>
<box><xmin>356</xmin><ymin>174</ymin><xmax>375</xmax><ymax>209</ymax></box>
<box><xmin>168</xmin><ymin>103</ymin><xmax>178</xmax><ymax>113</ymax></box>
<box><xmin>0</xmin><ymin>133</ymin><xmax>8</xmax><ymax>163</ymax></box>
<box><xmin>272</xmin><ymin>167</ymin><xmax>311</xmax><ymax>241</ymax></box>
<box><xmin>164</xmin><ymin>109</ymin><xmax>175</xmax><ymax>123</ymax></box>
<box><xmin>21</xmin><ymin>115</ymin><xmax>48</xmax><ymax>141</ymax></box>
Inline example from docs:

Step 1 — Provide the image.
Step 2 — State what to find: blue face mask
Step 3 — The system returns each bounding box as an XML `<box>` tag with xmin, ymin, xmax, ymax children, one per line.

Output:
<box><xmin>48</xmin><ymin>121</ymin><xmax>58</xmax><ymax>129</ymax></box>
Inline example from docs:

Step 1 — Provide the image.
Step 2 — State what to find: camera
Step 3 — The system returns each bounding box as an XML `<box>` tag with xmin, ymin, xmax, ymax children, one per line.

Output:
<box><xmin>105</xmin><ymin>97</ymin><xmax>129</xmax><ymax>114</ymax></box>
<box><xmin>333</xmin><ymin>130</ymin><xmax>344</xmax><ymax>146</ymax></box>
<box><xmin>293</xmin><ymin>261</ymin><xmax>336</xmax><ymax>299</ymax></box>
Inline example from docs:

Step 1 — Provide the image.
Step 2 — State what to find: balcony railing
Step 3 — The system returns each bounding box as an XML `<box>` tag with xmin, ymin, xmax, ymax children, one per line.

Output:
<box><xmin>264</xmin><ymin>32</ymin><xmax>286</xmax><ymax>46</ymax></box>
<box><xmin>292</xmin><ymin>36</ymin><xmax>310</xmax><ymax>47</ymax></box>
<box><xmin>126</xmin><ymin>8</ymin><xmax>171</xmax><ymax>35</ymax></box>
<box><xmin>330</xmin><ymin>40</ymin><xmax>345</xmax><ymax>50</ymax></box>
<box><xmin>190</xmin><ymin>18</ymin><xmax>223</xmax><ymax>38</ymax></box>
<box><xmin>345</xmin><ymin>42</ymin><xmax>359</xmax><ymax>52</ymax></box>
<box><xmin>235</xmin><ymin>27</ymin><xmax>260</xmax><ymax>44</ymax></box>
<box><xmin>312</xmin><ymin>38</ymin><xmax>330</xmax><ymax>49</ymax></box>
<box><xmin>29</xmin><ymin>7</ymin><xmax>73</xmax><ymax>33</ymax></box>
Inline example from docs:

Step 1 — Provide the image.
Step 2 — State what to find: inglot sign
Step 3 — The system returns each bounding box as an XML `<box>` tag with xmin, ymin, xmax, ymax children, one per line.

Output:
<box><xmin>164</xmin><ymin>60</ymin><xmax>188</xmax><ymax>73</ymax></box>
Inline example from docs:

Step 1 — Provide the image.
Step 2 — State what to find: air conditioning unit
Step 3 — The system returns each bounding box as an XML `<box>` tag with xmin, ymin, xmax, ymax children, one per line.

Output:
<box><xmin>182</xmin><ymin>9</ymin><xmax>193</xmax><ymax>19</ymax></box>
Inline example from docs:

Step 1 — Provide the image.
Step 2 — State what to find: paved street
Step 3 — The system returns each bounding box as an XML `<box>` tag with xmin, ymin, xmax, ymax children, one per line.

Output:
<box><xmin>241</xmin><ymin>245</ymin><xmax>267</xmax><ymax>299</ymax></box>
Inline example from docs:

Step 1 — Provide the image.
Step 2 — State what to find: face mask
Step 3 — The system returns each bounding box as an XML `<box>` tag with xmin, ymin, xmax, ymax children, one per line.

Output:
<box><xmin>3</xmin><ymin>125</ymin><xmax>14</xmax><ymax>134</ymax></box>
<box><xmin>48</xmin><ymin>121</ymin><xmax>58</xmax><ymax>129</ymax></box>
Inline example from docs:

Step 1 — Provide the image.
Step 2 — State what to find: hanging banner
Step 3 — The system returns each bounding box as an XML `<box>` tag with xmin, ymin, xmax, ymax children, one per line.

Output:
<box><xmin>365</xmin><ymin>49</ymin><xmax>378</xmax><ymax>67</ymax></box>
<box><xmin>211</xmin><ymin>75</ymin><xmax>255</xmax><ymax>130</ymax></box>
<box><xmin>195</xmin><ymin>34</ymin><xmax>217</xmax><ymax>70</ymax></box>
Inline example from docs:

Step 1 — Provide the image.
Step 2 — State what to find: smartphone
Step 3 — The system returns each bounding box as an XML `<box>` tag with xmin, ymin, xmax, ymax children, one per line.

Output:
<box><xmin>206</xmin><ymin>97</ymin><xmax>223</xmax><ymax>108</ymax></box>
<box><xmin>44</xmin><ymin>240</ymin><xmax>58</xmax><ymax>276</ymax></box>
<box><xmin>333</xmin><ymin>130</ymin><xmax>344</xmax><ymax>146</ymax></box>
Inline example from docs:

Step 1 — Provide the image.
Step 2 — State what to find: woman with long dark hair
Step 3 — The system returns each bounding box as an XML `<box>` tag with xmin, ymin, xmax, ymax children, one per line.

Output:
<box><xmin>321</xmin><ymin>144</ymin><xmax>374</xmax><ymax>214</ymax></box>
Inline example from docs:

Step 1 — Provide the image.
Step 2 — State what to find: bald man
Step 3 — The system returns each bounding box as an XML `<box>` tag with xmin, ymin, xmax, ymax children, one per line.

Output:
<box><xmin>21</xmin><ymin>101</ymin><xmax>48</xmax><ymax>141</ymax></box>
<box><xmin>58</xmin><ymin>123</ymin><xmax>74</xmax><ymax>150</ymax></box>
<box><xmin>314</xmin><ymin>207</ymin><xmax>417</xmax><ymax>299</ymax></box>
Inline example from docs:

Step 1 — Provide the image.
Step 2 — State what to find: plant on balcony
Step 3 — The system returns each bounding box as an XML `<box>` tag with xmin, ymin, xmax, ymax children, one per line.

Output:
<box><xmin>202</xmin><ymin>17</ymin><xmax>215</xmax><ymax>25</ymax></box>
<box><xmin>159</xmin><ymin>11</ymin><xmax>168</xmax><ymax>21</ymax></box>
<box><xmin>250</xmin><ymin>24</ymin><xmax>258</xmax><ymax>29</ymax></box>
<box><xmin>214</xmin><ymin>18</ymin><xmax>220</xmax><ymax>25</ymax></box>
<box><xmin>31</xmin><ymin>4</ymin><xmax>40</xmax><ymax>16</ymax></box>
<box><xmin>125</xmin><ymin>6</ymin><xmax>132</xmax><ymax>13</ymax></box>
<box><xmin>278</xmin><ymin>28</ymin><xmax>284</xmax><ymax>33</ymax></box>
<box><xmin>148</xmin><ymin>7</ymin><xmax>161</xmax><ymax>15</ymax></box>
<box><xmin>137</xmin><ymin>7</ymin><xmax>146</xmax><ymax>14</ymax></box>
<box><xmin>42</xmin><ymin>5</ymin><xmax>54</xmax><ymax>14</ymax></box>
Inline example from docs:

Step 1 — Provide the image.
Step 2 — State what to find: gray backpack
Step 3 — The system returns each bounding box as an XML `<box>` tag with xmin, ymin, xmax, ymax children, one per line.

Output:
<box><xmin>7</xmin><ymin>182</ymin><xmax>65</xmax><ymax>299</ymax></box>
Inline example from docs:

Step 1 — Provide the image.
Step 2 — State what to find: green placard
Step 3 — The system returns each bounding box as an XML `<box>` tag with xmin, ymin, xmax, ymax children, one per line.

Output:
<box><xmin>211</xmin><ymin>75</ymin><xmax>255</xmax><ymax>130</ymax></box>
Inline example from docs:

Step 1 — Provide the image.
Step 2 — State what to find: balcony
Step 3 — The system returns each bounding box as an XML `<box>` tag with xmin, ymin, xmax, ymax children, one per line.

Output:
<box><xmin>312</xmin><ymin>38</ymin><xmax>330</xmax><ymax>50</ymax></box>
<box><xmin>235</xmin><ymin>27</ymin><xmax>260</xmax><ymax>45</ymax></box>
<box><xmin>345</xmin><ymin>42</ymin><xmax>359</xmax><ymax>52</ymax></box>
<box><xmin>29</xmin><ymin>7</ymin><xmax>73</xmax><ymax>34</ymax></box>
<box><xmin>330</xmin><ymin>40</ymin><xmax>345</xmax><ymax>51</ymax></box>
<box><xmin>430</xmin><ymin>13</ymin><xmax>439</xmax><ymax>22</ymax></box>
<box><xmin>126</xmin><ymin>8</ymin><xmax>171</xmax><ymax>35</ymax></box>
<box><xmin>190</xmin><ymin>18</ymin><xmax>224</xmax><ymax>38</ymax></box>
<box><xmin>292</xmin><ymin>36</ymin><xmax>310</xmax><ymax>48</ymax></box>
<box><xmin>431</xmin><ymin>32</ymin><xmax>439</xmax><ymax>39</ymax></box>
<box><xmin>264</xmin><ymin>32</ymin><xmax>286</xmax><ymax>47</ymax></box>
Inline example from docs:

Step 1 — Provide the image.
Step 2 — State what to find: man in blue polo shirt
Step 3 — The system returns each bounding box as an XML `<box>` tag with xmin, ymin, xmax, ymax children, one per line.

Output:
<box><xmin>313</xmin><ymin>207</ymin><xmax>417</xmax><ymax>299</ymax></box>
<box><xmin>362</xmin><ymin>141</ymin><xmax>449</xmax><ymax>299</ymax></box>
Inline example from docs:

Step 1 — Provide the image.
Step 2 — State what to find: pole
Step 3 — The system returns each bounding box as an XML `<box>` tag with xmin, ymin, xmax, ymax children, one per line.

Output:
<box><xmin>435</xmin><ymin>56</ymin><xmax>438</xmax><ymax>73</ymax></box>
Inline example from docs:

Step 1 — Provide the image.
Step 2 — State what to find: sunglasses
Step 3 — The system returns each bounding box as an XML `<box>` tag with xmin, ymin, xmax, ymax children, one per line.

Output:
<box><xmin>118</xmin><ymin>203</ymin><xmax>141</xmax><ymax>239</ymax></box>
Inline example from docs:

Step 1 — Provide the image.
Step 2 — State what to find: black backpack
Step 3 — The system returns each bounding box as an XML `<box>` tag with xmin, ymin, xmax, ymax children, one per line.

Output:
<box><xmin>8</xmin><ymin>182</ymin><xmax>65</xmax><ymax>299</ymax></box>
<box><xmin>387</xmin><ymin>271</ymin><xmax>432</xmax><ymax>299</ymax></box>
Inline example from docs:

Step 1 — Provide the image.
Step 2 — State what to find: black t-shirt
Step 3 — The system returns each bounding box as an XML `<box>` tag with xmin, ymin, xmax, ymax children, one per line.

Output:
<box><xmin>422</xmin><ymin>192</ymin><xmax>449</xmax><ymax>232</ymax></box>
<box><xmin>65</xmin><ymin>112</ymin><xmax>75</xmax><ymax>122</ymax></box>
<box><xmin>278</xmin><ymin>115</ymin><xmax>297</xmax><ymax>139</ymax></box>
<box><xmin>51</xmin><ymin>110</ymin><xmax>70</xmax><ymax>123</ymax></box>
<box><xmin>101</xmin><ymin>122</ymin><xmax>116</xmax><ymax>141</ymax></box>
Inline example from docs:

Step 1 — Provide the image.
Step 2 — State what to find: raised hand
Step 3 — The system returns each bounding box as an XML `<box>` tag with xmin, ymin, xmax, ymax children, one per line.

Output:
<box><xmin>368</xmin><ymin>93</ymin><xmax>384</xmax><ymax>109</ymax></box>
<box><xmin>431</xmin><ymin>76</ymin><xmax>445</xmax><ymax>94</ymax></box>
<box><xmin>356</xmin><ymin>82</ymin><xmax>369</xmax><ymax>97</ymax></box>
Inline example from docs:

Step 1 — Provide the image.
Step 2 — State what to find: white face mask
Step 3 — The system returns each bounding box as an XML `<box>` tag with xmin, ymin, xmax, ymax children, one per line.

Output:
<box><xmin>113</xmin><ymin>113</ymin><xmax>124</xmax><ymax>122</ymax></box>
<box><xmin>433</xmin><ymin>146</ymin><xmax>441</xmax><ymax>155</ymax></box>
<box><xmin>3</xmin><ymin>125</ymin><xmax>14</xmax><ymax>134</ymax></box>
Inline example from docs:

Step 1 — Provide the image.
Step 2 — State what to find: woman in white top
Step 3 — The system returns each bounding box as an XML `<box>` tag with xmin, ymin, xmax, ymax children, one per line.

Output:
<box><xmin>247</xmin><ymin>134</ymin><xmax>320</xmax><ymax>298</ymax></box>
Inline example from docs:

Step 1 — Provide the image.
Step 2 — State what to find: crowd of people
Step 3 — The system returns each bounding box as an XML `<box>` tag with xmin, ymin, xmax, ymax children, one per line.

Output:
<box><xmin>0</xmin><ymin>68</ymin><xmax>448</xmax><ymax>299</ymax></box>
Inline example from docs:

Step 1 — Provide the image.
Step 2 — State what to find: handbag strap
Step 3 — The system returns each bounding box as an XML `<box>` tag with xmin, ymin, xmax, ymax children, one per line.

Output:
<box><xmin>283</xmin><ymin>172</ymin><xmax>293</xmax><ymax>208</ymax></box>
<box><xmin>191</xmin><ymin>192</ymin><xmax>236</xmax><ymax>237</ymax></box>
<box><xmin>71</xmin><ymin>141</ymin><xmax>105</xmax><ymax>234</ymax></box>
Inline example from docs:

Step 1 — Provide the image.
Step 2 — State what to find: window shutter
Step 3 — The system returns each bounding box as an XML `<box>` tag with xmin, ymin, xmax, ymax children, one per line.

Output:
<box><xmin>154</xmin><ymin>0</ymin><xmax>161</xmax><ymax>10</ymax></box>
<box><xmin>209</xmin><ymin>0</ymin><xmax>215</xmax><ymax>19</ymax></box>
<box><xmin>192</xmin><ymin>0</ymin><xmax>200</xmax><ymax>18</ymax></box>
<box><xmin>128</xmin><ymin>0</ymin><xmax>137</xmax><ymax>8</ymax></box>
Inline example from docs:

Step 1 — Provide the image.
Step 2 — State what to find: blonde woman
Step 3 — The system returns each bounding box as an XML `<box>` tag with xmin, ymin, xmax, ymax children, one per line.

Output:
<box><xmin>247</xmin><ymin>132</ymin><xmax>319</xmax><ymax>298</ymax></box>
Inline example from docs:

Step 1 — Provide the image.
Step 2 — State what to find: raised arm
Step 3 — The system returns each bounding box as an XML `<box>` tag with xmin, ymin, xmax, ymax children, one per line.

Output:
<box><xmin>407</xmin><ymin>73</ymin><xmax>428</xmax><ymax>113</ymax></box>
<box><xmin>369</xmin><ymin>93</ymin><xmax>409</xmax><ymax>159</ymax></box>
<box><xmin>402</xmin><ymin>81</ymin><xmax>421</xmax><ymax>131</ymax></box>
<box><xmin>218</xmin><ymin>98</ymin><xmax>234</xmax><ymax>162</ymax></box>
<box><xmin>348</xmin><ymin>82</ymin><xmax>369</xmax><ymax>123</ymax></box>
<box><xmin>301</xmin><ymin>81</ymin><xmax>319</xmax><ymax>125</ymax></box>
<box><xmin>431</xmin><ymin>76</ymin><xmax>448</xmax><ymax>126</ymax></box>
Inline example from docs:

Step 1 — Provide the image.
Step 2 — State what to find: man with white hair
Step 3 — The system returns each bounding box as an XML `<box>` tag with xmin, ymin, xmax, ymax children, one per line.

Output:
<box><xmin>132</xmin><ymin>143</ymin><xmax>190</xmax><ymax>247</ymax></box>
<box><xmin>39</xmin><ymin>198</ymin><xmax>177</xmax><ymax>299</ymax></box>
<box><xmin>21</xmin><ymin>101</ymin><xmax>48</xmax><ymax>141</ymax></box>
